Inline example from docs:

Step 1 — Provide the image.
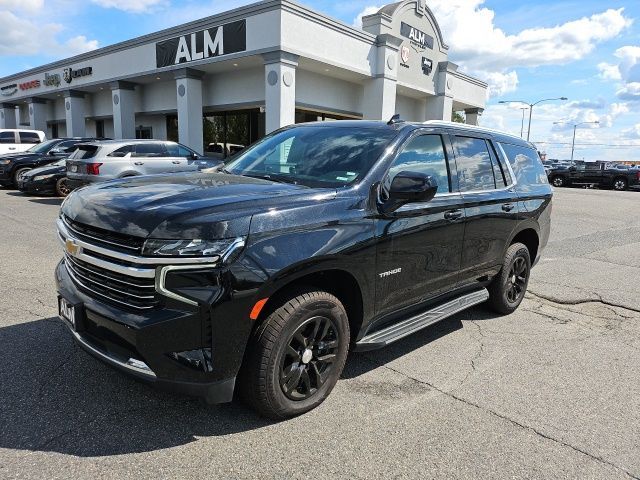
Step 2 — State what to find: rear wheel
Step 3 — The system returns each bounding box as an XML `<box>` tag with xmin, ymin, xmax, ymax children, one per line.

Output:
<box><xmin>613</xmin><ymin>178</ymin><xmax>628</xmax><ymax>191</ymax></box>
<box><xmin>13</xmin><ymin>168</ymin><xmax>31</xmax><ymax>186</ymax></box>
<box><xmin>551</xmin><ymin>176</ymin><xmax>566</xmax><ymax>188</ymax></box>
<box><xmin>487</xmin><ymin>242</ymin><xmax>531</xmax><ymax>314</ymax></box>
<box><xmin>240</xmin><ymin>290</ymin><xmax>350</xmax><ymax>419</ymax></box>
<box><xmin>55</xmin><ymin>177</ymin><xmax>72</xmax><ymax>197</ymax></box>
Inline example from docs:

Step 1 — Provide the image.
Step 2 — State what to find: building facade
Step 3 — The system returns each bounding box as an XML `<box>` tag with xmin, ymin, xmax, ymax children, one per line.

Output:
<box><xmin>0</xmin><ymin>0</ymin><xmax>487</xmax><ymax>155</ymax></box>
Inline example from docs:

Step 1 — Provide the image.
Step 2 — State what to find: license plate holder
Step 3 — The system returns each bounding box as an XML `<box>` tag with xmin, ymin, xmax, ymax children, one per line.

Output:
<box><xmin>58</xmin><ymin>297</ymin><xmax>82</xmax><ymax>330</ymax></box>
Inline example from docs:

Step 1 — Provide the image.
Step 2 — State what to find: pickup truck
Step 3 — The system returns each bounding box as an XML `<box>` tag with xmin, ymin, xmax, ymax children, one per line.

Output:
<box><xmin>547</xmin><ymin>163</ymin><xmax>640</xmax><ymax>191</ymax></box>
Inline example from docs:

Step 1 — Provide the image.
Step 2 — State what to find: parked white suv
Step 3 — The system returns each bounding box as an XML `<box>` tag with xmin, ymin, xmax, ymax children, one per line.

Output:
<box><xmin>66</xmin><ymin>140</ymin><xmax>224</xmax><ymax>187</ymax></box>
<box><xmin>0</xmin><ymin>129</ymin><xmax>46</xmax><ymax>155</ymax></box>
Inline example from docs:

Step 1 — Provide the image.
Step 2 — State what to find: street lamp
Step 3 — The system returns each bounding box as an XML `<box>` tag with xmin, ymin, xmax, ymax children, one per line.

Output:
<box><xmin>519</xmin><ymin>107</ymin><xmax>529</xmax><ymax>138</ymax></box>
<box><xmin>553</xmin><ymin>120</ymin><xmax>600</xmax><ymax>162</ymax></box>
<box><xmin>499</xmin><ymin>97</ymin><xmax>568</xmax><ymax>141</ymax></box>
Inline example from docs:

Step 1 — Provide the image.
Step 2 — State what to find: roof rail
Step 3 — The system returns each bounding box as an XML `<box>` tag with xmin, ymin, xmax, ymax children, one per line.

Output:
<box><xmin>423</xmin><ymin>120</ymin><xmax>528</xmax><ymax>142</ymax></box>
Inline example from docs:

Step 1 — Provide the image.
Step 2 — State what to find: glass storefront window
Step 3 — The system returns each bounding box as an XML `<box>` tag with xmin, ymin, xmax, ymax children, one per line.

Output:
<box><xmin>203</xmin><ymin>109</ymin><xmax>262</xmax><ymax>160</ymax></box>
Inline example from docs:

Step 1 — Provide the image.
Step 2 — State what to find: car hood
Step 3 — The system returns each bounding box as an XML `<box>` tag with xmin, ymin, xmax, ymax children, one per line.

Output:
<box><xmin>62</xmin><ymin>172</ymin><xmax>336</xmax><ymax>239</ymax></box>
<box><xmin>0</xmin><ymin>152</ymin><xmax>40</xmax><ymax>162</ymax></box>
<box><xmin>24</xmin><ymin>164</ymin><xmax>65</xmax><ymax>178</ymax></box>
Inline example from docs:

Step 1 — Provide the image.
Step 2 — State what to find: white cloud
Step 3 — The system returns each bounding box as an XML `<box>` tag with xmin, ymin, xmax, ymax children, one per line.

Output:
<box><xmin>481</xmin><ymin>70</ymin><xmax>518</xmax><ymax>98</ymax></box>
<box><xmin>0</xmin><ymin>10</ymin><xmax>98</xmax><ymax>57</ymax></box>
<box><xmin>597</xmin><ymin>62</ymin><xmax>622</xmax><ymax>81</ymax></box>
<box><xmin>598</xmin><ymin>46</ymin><xmax>640</xmax><ymax>101</ymax></box>
<box><xmin>616</xmin><ymin>82</ymin><xmax>640</xmax><ymax>101</ymax></box>
<box><xmin>0</xmin><ymin>0</ymin><xmax>43</xmax><ymax>13</ymax></box>
<box><xmin>90</xmin><ymin>0</ymin><xmax>168</xmax><ymax>13</ymax></box>
<box><xmin>353</xmin><ymin>5</ymin><xmax>382</xmax><ymax>28</ymax></box>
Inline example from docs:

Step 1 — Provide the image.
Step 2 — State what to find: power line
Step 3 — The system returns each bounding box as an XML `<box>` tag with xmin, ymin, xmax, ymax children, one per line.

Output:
<box><xmin>532</xmin><ymin>141</ymin><xmax>640</xmax><ymax>147</ymax></box>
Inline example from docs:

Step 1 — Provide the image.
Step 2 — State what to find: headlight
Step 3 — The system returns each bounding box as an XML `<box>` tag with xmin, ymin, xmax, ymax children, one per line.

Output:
<box><xmin>33</xmin><ymin>174</ymin><xmax>55</xmax><ymax>181</ymax></box>
<box><xmin>0</xmin><ymin>159</ymin><xmax>12</xmax><ymax>165</ymax></box>
<box><xmin>142</xmin><ymin>237</ymin><xmax>245</xmax><ymax>258</ymax></box>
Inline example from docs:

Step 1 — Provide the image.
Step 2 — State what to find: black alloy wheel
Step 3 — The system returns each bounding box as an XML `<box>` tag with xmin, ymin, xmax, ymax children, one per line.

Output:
<box><xmin>279</xmin><ymin>315</ymin><xmax>339</xmax><ymax>401</ymax></box>
<box><xmin>506</xmin><ymin>256</ymin><xmax>528</xmax><ymax>304</ymax></box>
<box><xmin>551</xmin><ymin>176</ymin><xmax>565</xmax><ymax>188</ymax></box>
<box><xmin>487</xmin><ymin>242</ymin><xmax>531</xmax><ymax>314</ymax></box>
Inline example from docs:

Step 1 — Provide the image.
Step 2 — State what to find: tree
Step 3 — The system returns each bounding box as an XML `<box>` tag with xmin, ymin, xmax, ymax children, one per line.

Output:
<box><xmin>452</xmin><ymin>111</ymin><xmax>465</xmax><ymax>123</ymax></box>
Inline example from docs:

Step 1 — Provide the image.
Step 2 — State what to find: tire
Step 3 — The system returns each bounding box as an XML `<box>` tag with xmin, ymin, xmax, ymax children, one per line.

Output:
<box><xmin>55</xmin><ymin>177</ymin><xmax>72</xmax><ymax>197</ymax></box>
<box><xmin>13</xmin><ymin>168</ymin><xmax>31</xmax><ymax>187</ymax></box>
<box><xmin>487</xmin><ymin>242</ymin><xmax>531</xmax><ymax>315</ymax></box>
<box><xmin>240</xmin><ymin>290</ymin><xmax>350</xmax><ymax>420</ymax></box>
<box><xmin>613</xmin><ymin>178</ymin><xmax>628</xmax><ymax>191</ymax></box>
<box><xmin>550</xmin><ymin>175</ymin><xmax>565</xmax><ymax>188</ymax></box>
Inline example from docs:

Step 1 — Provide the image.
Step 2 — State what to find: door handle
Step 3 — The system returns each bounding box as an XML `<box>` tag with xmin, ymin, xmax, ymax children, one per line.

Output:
<box><xmin>444</xmin><ymin>210</ymin><xmax>463</xmax><ymax>221</ymax></box>
<box><xmin>172</xmin><ymin>160</ymin><xmax>181</xmax><ymax>164</ymax></box>
<box><xmin>8</xmin><ymin>147</ymin><xmax>16</xmax><ymax>150</ymax></box>
<box><xmin>134</xmin><ymin>161</ymin><xmax>144</xmax><ymax>166</ymax></box>
<box><xmin>502</xmin><ymin>203</ymin><xmax>515</xmax><ymax>212</ymax></box>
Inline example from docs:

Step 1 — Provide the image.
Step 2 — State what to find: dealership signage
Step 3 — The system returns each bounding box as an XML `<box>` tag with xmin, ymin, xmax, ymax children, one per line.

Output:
<box><xmin>63</xmin><ymin>66</ymin><xmax>93</xmax><ymax>84</ymax></box>
<box><xmin>0</xmin><ymin>83</ymin><xmax>17</xmax><ymax>96</ymax></box>
<box><xmin>44</xmin><ymin>72</ymin><xmax>61</xmax><ymax>87</ymax></box>
<box><xmin>156</xmin><ymin>19</ymin><xmax>246</xmax><ymax>68</ymax></box>
<box><xmin>400</xmin><ymin>22</ymin><xmax>434</xmax><ymax>50</ymax></box>
<box><xmin>19</xmin><ymin>79</ymin><xmax>41</xmax><ymax>90</ymax></box>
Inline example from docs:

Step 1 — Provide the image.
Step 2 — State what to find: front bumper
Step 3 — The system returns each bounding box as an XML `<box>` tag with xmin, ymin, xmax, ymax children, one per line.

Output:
<box><xmin>0</xmin><ymin>167</ymin><xmax>14</xmax><ymax>185</ymax></box>
<box><xmin>18</xmin><ymin>178</ymin><xmax>56</xmax><ymax>195</ymax></box>
<box><xmin>56</xmin><ymin>260</ymin><xmax>243</xmax><ymax>403</ymax></box>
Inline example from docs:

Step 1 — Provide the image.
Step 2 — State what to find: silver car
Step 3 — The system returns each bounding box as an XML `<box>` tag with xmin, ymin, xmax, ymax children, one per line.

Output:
<box><xmin>66</xmin><ymin>140</ymin><xmax>222</xmax><ymax>186</ymax></box>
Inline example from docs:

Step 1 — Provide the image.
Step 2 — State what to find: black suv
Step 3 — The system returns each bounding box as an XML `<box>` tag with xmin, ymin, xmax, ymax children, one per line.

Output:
<box><xmin>0</xmin><ymin>137</ymin><xmax>102</xmax><ymax>187</ymax></box>
<box><xmin>55</xmin><ymin>120</ymin><xmax>552</xmax><ymax>418</ymax></box>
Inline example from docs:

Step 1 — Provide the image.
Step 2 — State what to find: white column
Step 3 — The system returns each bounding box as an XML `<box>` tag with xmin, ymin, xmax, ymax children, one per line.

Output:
<box><xmin>362</xmin><ymin>34</ymin><xmax>401</xmax><ymax>121</ymax></box>
<box><xmin>465</xmin><ymin>108</ymin><xmax>483</xmax><ymax>126</ymax></box>
<box><xmin>111</xmin><ymin>81</ymin><xmax>136</xmax><ymax>140</ymax></box>
<box><xmin>426</xmin><ymin>62</ymin><xmax>455</xmax><ymax>121</ymax></box>
<box><xmin>263</xmin><ymin>52</ymin><xmax>298</xmax><ymax>134</ymax></box>
<box><xmin>175</xmin><ymin>68</ymin><xmax>204</xmax><ymax>153</ymax></box>
<box><xmin>0</xmin><ymin>103</ymin><xmax>16</xmax><ymax>129</ymax></box>
<box><xmin>64</xmin><ymin>91</ymin><xmax>86</xmax><ymax>137</ymax></box>
<box><xmin>28</xmin><ymin>99</ymin><xmax>47</xmax><ymax>132</ymax></box>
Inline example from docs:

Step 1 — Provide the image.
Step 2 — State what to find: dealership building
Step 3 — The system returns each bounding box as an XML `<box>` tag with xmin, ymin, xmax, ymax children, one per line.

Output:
<box><xmin>0</xmin><ymin>0</ymin><xmax>487</xmax><ymax>155</ymax></box>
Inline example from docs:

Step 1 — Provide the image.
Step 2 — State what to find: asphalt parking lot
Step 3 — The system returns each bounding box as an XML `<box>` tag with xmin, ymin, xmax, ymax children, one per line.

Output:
<box><xmin>1</xmin><ymin>187</ymin><xmax>639</xmax><ymax>479</ymax></box>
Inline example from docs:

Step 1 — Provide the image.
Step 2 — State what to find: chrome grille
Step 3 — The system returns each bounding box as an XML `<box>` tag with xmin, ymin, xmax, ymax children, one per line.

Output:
<box><xmin>62</xmin><ymin>214</ymin><xmax>144</xmax><ymax>253</ymax></box>
<box><xmin>64</xmin><ymin>253</ymin><xmax>159</xmax><ymax>310</ymax></box>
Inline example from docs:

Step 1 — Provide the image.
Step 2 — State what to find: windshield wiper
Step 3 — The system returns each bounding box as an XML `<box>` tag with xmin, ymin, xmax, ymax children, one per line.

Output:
<box><xmin>243</xmin><ymin>173</ymin><xmax>307</xmax><ymax>187</ymax></box>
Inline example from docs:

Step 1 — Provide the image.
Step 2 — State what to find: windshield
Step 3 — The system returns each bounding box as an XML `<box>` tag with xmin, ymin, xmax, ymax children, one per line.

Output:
<box><xmin>224</xmin><ymin>125</ymin><xmax>398</xmax><ymax>188</ymax></box>
<box><xmin>27</xmin><ymin>139</ymin><xmax>60</xmax><ymax>154</ymax></box>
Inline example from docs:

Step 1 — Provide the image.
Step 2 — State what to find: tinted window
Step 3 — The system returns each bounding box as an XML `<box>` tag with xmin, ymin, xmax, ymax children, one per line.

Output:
<box><xmin>165</xmin><ymin>143</ymin><xmax>193</xmax><ymax>157</ymax></box>
<box><xmin>226</xmin><ymin>126</ymin><xmax>398</xmax><ymax>188</ymax></box>
<box><xmin>499</xmin><ymin>143</ymin><xmax>549</xmax><ymax>186</ymax></box>
<box><xmin>0</xmin><ymin>131</ymin><xmax>15</xmax><ymax>144</ymax></box>
<box><xmin>68</xmin><ymin>145</ymin><xmax>98</xmax><ymax>159</ymax></box>
<box><xmin>388</xmin><ymin>134</ymin><xmax>450</xmax><ymax>194</ymax></box>
<box><xmin>453</xmin><ymin>136</ymin><xmax>496</xmax><ymax>192</ymax></box>
<box><xmin>108</xmin><ymin>145</ymin><xmax>133</xmax><ymax>157</ymax></box>
<box><xmin>19</xmin><ymin>132</ymin><xmax>41</xmax><ymax>144</ymax></box>
<box><xmin>207</xmin><ymin>144</ymin><xmax>224</xmax><ymax>154</ymax></box>
<box><xmin>133</xmin><ymin>143</ymin><xmax>166</xmax><ymax>158</ymax></box>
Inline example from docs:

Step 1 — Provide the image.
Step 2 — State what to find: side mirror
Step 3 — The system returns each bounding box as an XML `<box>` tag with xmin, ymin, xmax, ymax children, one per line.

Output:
<box><xmin>191</xmin><ymin>153</ymin><xmax>199</xmax><ymax>160</ymax></box>
<box><xmin>49</xmin><ymin>149</ymin><xmax>62</xmax><ymax>156</ymax></box>
<box><xmin>381</xmin><ymin>171</ymin><xmax>438</xmax><ymax>213</ymax></box>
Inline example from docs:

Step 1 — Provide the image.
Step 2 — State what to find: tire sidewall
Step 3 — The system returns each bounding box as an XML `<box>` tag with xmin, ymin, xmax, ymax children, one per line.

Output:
<box><xmin>613</xmin><ymin>179</ymin><xmax>627</xmax><ymax>191</ymax></box>
<box><xmin>56</xmin><ymin>177</ymin><xmax>71</xmax><ymax>197</ymax></box>
<box><xmin>13</xmin><ymin>168</ymin><xmax>31</xmax><ymax>186</ymax></box>
<box><xmin>551</xmin><ymin>176</ymin><xmax>564</xmax><ymax>187</ymax></box>
<box><xmin>262</xmin><ymin>295</ymin><xmax>349</xmax><ymax>417</ymax></box>
<box><xmin>500</xmin><ymin>244</ymin><xmax>531</xmax><ymax>310</ymax></box>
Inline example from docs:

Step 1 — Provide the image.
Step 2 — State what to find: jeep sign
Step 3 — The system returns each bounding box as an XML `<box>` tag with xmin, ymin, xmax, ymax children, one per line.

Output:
<box><xmin>155</xmin><ymin>20</ymin><xmax>246</xmax><ymax>68</ymax></box>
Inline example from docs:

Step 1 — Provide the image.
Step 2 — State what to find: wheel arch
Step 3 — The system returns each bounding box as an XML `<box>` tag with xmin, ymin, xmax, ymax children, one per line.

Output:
<box><xmin>509</xmin><ymin>227</ymin><xmax>540</xmax><ymax>264</ymax></box>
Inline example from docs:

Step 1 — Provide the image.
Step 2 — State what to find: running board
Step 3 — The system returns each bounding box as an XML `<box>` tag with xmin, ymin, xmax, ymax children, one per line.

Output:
<box><xmin>355</xmin><ymin>289</ymin><xmax>489</xmax><ymax>351</ymax></box>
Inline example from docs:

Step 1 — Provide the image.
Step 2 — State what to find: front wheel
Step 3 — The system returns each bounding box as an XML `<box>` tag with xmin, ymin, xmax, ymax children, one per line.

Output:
<box><xmin>487</xmin><ymin>242</ymin><xmax>531</xmax><ymax>314</ymax></box>
<box><xmin>240</xmin><ymin>290</ymin><xmax>350</xmax><ymax>419</ymax></box>
<box><xmin>55</xmin><ymin>177</ymin><xmax>72</xmax><ymax>197</ymax></box>
<box><xmin>13</xmin><ymin>168</ymin><xmax>31</xmax><ymax>187</ymax></box>
<box><xmin>550</xmin><ymin>175</ymin><xmax>566</xmax><ymax>188</ymax></box>
<box><xmin>613</xmin><ymin>178</ymin><xmax>628</xmax><ymax>191</ymax></box>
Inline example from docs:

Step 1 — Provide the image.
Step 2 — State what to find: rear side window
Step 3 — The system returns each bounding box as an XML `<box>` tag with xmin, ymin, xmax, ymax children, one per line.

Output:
<box><xmin>19</xmin><ymin>132</ymin><xmax>41</xmax><ymax>144</ymax></box>
<box><xmin>133</xmin><ymin>143</ymin><xmax>166</xmax><ymax>158</ymax></box>
<box><xmin>0</xmin><ymin>131</ymin><xmax>15</xmax><ymax>144</ymax></box>
<box><xmin>453</xmin><ymin>136</ymin><xmax>497</xmax><ymax>192</ymax></box>
<box><xmin>499</xmin><ymin>143</ymin><xmax>548</xmax><ymax>186</ymax></box>
<box><xmin>68</xmin><ymin>145</ymin><xmax>98</xmax><ymax>159</ymax></box>
<box><xmin>108</xmin><ymin>145</ymin><xmax>134</xmax><ymax>157</ymax></box>
<box><xmin>388</xmin><ymin>134</ymin><xmax>450</xmax><ymax>194</ymax></box>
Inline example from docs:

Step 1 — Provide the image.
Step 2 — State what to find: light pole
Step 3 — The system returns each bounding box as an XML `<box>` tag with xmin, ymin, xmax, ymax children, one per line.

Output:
<box><xmin>499</xmin><ymin>97</ymin><xmax>568</xmax><ymax>141</ymax></box>
<box><xmin>519</xmin><ymin>107</ymin><xmax>528</xmax><ymax>138</ymax></box>
<box><xmin>553</xmin><ymin>120</ymin><xmax>600</xmax><ymax>162</ymax></box>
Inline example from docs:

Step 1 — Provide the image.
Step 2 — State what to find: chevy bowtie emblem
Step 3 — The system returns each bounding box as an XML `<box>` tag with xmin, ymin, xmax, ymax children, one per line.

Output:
<box><xmin>65</xmin><ymin>238</ymin><xmax>80</xmax><ymax>256</ymax></box>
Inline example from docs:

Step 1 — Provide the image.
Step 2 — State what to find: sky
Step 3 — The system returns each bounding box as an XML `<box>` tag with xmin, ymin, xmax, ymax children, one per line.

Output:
<box><xmin>1</xmin><ymin>0</ymin><xmax>639</xmax><ymax>161</ymax></box>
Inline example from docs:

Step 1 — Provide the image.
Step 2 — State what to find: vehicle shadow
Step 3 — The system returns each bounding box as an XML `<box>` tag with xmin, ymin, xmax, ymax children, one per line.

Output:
<box><xmin>1</xmin><ymin>307</ymin><xmax>494</xmax><ymax>457</ymax></box>
<box><xmin>27</xmin><ymin>197</ymin><xmax>63</xmax><ymax>206</ymax></box>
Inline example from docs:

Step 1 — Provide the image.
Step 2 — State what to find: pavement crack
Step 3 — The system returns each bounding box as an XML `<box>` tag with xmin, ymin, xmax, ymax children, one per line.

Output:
<box><xmin>363</xmin><ymin>355</ymin><xmax>640</xmax><ymax>480</ymax></box>
<box><xmin>459</xmin><ymin>320</ymin><xmax>486</xmax><ymax>386</ymax></box>
<box><xmin>528</xmin><ymin>291</ymin><xmax>640</xmax><ymax>315</ymax></box>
